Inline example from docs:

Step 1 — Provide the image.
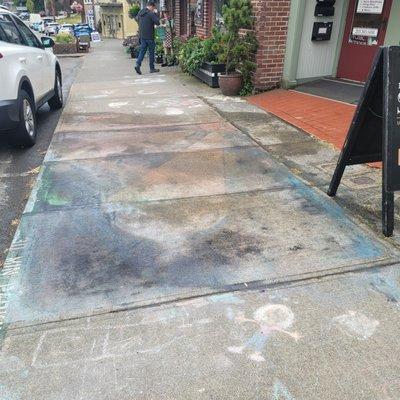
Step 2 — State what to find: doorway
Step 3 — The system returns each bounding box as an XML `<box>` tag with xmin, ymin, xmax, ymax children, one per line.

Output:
<box><xmin>337</xmin><ymin>0</ymin><xmax>392</xmax><ymax>82</ymax></box>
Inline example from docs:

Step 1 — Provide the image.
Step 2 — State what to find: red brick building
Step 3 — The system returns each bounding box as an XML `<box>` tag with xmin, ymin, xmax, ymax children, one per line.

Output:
<box><xmin>171</xmin><ymin>0</ymin><xmax>291</xmax><ymax>90</ymax></box>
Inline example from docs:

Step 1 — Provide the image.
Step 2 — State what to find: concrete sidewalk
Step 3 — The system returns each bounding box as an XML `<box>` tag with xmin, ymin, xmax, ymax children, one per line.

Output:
<box><xmin>1</xmin><ymin>40</ymin><xmax>400</xmax><ymax>399</ymax></box>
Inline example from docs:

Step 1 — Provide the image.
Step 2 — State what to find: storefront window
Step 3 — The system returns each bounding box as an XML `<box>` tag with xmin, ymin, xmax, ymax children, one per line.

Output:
<box><xmin>349</xmin><ymin>0</ymin><xmax>386</xmax><ymax>46</ymax></box>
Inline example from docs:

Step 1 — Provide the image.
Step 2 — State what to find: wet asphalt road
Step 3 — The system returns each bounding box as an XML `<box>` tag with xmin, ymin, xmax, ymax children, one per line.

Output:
<box><xmin>0</xmin><ymin>56</ymin><xmax>82</xmax><ymax>268</ymax></box>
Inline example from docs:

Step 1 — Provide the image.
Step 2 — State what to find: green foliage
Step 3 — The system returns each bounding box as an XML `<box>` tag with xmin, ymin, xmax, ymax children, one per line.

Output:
<box><xmin>219</xmin><ymin>0</ymin><xmax>257</xmax><ymax>75</ymax></box>
<box><xmin>33</xmin><ymin>0</ymin><xmax>44</xmax><ymax>12</ymax></box>
<box><xmin>26</xmin><ymin>0</ymin><xmax>34</xmax><ymax>13</ymax></box>
<box><xmin>178</xmin><ymin>36</ymin><xmax>204</xmax><ymax>74</ymax></box>
<box><xmin>154</xmin><ymin>36</ymin><xmax>164</xmax><ymax>61</ymax></box>
<box><xmin>177</xmin><ymin>28</ymin><xmax>225</xmax><ymax>74</ymax></box>
<box><xmin>177</xmin><ymin>0</ymin><xmax>257</xmax><ymax>94</ymax></box>
<box><xmin>214</xmin><ymin>0</ymin><xmax>258</xmax><ymax>94</ymax></box>
<box><xmin>55</xmin><ymin>32</ymin><xmax>75</xmax><ymax>43</ymax></box>
<box><xmin>128</xmin><ymin>4</ymin><xmax>140</xmax><ymax>19</ymax></box>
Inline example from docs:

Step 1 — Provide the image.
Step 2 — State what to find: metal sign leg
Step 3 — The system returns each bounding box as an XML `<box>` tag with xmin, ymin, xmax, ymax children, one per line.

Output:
<box><xmin>382</xmin><ymin>188</ymin><xmax>394</xmax><ymax>237</ymax></box>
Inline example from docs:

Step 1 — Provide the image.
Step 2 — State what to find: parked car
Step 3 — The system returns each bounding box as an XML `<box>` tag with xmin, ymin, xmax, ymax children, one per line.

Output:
<box><xmin>0</xmin><ymin>9</ymin><xmax>63</xmax><ymax>146</ymax></box>
<box><xmin>30</xmin><ymin>21</ymin><xmax>42</xmax><ymax>31</ymax></box>
<box><xmin>18</xmin><ymin>11</ymin><xmax>29</xmax><ymax>20</ymax></box>
<box><xmin>59</xmin><ymin>23</ymin><xmax>74</xmax><ymax>35</ymax></box>
<box><xmin>45</xmin><ymin>22</ymin><xmax>59</xmax><ymax>35</ymax></box>
<box><xmin>73</xmin><ymin>23</ymin><xmax>92</xmax><ymax>37</ymax></box>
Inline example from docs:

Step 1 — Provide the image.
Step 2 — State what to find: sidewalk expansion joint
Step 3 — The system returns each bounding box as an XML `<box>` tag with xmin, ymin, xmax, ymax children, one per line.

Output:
<box><xmin>22</xmin><ymin>186</ymin><xmax>294</xmax><ymax>216</ymax></box>
<box><xmin>3</xmin><ymin>256</ymin><xmax>399</xmax><ymax>335</ymax></box>
<box><xmin>42</xmin><ymin>144</ymin><xmax>258</xmax><ymax>165</ymax></box>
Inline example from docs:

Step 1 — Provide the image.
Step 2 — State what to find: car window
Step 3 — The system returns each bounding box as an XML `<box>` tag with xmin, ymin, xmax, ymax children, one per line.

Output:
<box><xmin>0</xmin><ymin>22</ymin><xmax>7</xmax><ymax>42</ymax></box>
<box><xmin>12</xmin><ymin>15</ymin><xmax>42</xmax><ymax>48</ymax></box>
<box><xmin>0</xmin><ymin>14</ymin><xmax>24</xmax><ymax>45</ymax></box>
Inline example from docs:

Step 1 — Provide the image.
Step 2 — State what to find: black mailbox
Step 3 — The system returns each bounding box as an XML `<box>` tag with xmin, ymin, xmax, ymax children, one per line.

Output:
<box><xmin>312</xmin><ymin>21</ymin><xmax>333</xmax><ymax>41</ymax></box>
<box><xmin>315</xmin><ymin>0</ymin><xmax>335</xmax><ymax>17</ymax></box>
<box><xmin>315</xmin><ymin>3</ymin><xmax>335</xmax><ymax>16</ymax></box>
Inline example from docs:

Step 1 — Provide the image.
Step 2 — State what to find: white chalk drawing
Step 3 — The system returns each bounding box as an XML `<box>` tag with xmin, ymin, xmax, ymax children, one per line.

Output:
<box><xmin>0</xmin><ymin>241</ymin><xmax>24</xmax><ymax>328</ymax></box>
<box><xmin>138</xmin><ymin>90</ymin><xmax>159</xmax><ymax>95</ymax></box>
<box><xmin>84</xmin><ymin>94</ymin><xmax>109</xmax><ymax>99</ymax></box>
<box><xmin>133</xmin><ymin>77</ymin><xmax>167</xmax><ymax>85</ymax></box>
<box><xmin>108</xmin><ymin>102</ymin><xmax>129</xmax><ymax>109</ymax></box>
<box><xmin>165</xmin><ymin>107</ymin><xmax>184</xmax><ymax>116</ymax></box>
<box><xmin>227</xmin><ymin>304</ymin><xmax>300</xmax><ymax>362</ymax></box>
<box><xmin>333</xmin><ymin>311</ymin><xmax>379</xmax><ymax>340</ymax></box>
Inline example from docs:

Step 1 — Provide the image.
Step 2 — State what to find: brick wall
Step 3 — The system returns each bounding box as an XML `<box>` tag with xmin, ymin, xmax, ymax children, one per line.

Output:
<box><xmin>250</xmin><ymin>0</ymin><xmax>290</xmax><ymax>90</ymax></box>
<box><xmin>175</xmin><ymin>0</ymin><xmax>181</xmax><ymax>35</ymax></box>
<box><xmin>173</xmin><ymin>0</ymin><xmax>291</xmax><ymax>90</ymax></box>
<box><xmin>195</xmin><ymin>0</ymin><xmax>212</xmax><ymax>37</ymax></box>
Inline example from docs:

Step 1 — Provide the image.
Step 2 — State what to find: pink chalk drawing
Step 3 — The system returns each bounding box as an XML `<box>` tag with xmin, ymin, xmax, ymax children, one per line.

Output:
<box><xmin>227</xmin><ymin>304</ymin><xmax>301</xmax><ymax>362</ymax></box>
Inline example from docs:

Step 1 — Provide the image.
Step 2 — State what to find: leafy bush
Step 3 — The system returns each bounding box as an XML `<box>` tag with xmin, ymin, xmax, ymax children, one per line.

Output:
<box><xmin>177</xmin><ymin>29</ymin><xmax>224</xmax><ymax>74</ymax></box>
<box><xmin>155</xmin><ymin>36</ymin><xmax>164</xmax><ymax>60</ymax></box>
<box><xmin>55</xmin><ymin>33</ymin><xmax>75</xmax><ymax>44</ymax></box>
<box><xmin>177</xmin><ymin>0</ymin><xmax>258</xmax><ymax>95</ymax></box>
<box><xmin>128</xmin><ymin>4</ymin><xmax>140</xmax><ymax>19</ymax></box>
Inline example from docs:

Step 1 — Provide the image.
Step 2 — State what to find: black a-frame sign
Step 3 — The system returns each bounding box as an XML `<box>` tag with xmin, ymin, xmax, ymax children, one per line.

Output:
<box><xmin>328</xmin><ymin>46</ymin><xmax>400</xmax><ymax>237</ymax></box>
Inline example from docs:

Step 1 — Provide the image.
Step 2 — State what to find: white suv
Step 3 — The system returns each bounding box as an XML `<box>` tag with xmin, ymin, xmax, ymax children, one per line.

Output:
<box><xmin>0</xmin><ymin>10</ymin><xmax>63</xmax><ymax>146</ymax></box>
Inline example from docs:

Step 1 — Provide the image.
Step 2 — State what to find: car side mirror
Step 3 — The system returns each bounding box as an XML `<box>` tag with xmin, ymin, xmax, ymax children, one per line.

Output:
<box><xmin>41</xmin><ymin>37</ymin><xmax>55</xmax><ymax>48</ymax></box>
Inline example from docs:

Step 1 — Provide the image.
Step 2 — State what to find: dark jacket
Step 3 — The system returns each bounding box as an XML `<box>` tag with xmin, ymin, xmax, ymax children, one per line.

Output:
<box><xmin>137</xmin><ymin>8</ymin><xmax>160</xmax><ymax>40</ymax></box>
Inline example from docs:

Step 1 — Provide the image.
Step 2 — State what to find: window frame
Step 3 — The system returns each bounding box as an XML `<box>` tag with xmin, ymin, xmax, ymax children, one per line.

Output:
<box><xmin>0</xmin><ymin>13</ymin><xmax>25</xmax><ymax>45</ymax></box>
<box><xmin>10</xmin><ymin>14</ymin><xmax>44</xmax><ymax>49</ymax></box>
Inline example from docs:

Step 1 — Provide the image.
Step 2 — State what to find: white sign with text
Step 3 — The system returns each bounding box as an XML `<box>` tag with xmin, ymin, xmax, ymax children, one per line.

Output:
<box><xmin>357</xmin><ymin>0</ymin><xmax>384</xmax><ymax>14</ymax></box>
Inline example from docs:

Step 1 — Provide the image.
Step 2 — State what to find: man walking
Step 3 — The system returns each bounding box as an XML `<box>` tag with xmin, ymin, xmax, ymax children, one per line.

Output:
<box><xmin>135</xmin><ymin>0</ymin><xmax>160</xmax><ymax>75</ymax></box>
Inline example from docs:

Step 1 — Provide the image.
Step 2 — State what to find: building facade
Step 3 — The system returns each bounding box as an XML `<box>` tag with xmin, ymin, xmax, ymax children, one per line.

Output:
<box><xmin>97</xmin><ymin>0</ymin><xmax>138</xmax><ymax>39</ymax></box>
<box><xmin>173</xmin><ymin>0</ymin><xmax>290</xmax><ymax>90</ymax></box>
<box><xmin>172</xmin><ymin>0</ymin><xmax>400</xmax><ymax>90</ymax></box>
<box><xmin>282</xmin><ymin>0</ymin><xmax>400</xmax><ymax>88</ymax></box>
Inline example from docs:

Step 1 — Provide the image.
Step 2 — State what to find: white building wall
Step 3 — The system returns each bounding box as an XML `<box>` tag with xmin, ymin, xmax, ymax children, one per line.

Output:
<box><xmin>296</xmin><ymin>0</ymin><xmax>346</xmax><ymax>80</ymax></box>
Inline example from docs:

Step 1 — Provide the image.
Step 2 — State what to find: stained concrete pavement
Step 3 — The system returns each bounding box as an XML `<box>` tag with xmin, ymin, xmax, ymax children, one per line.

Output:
<box><xmin>1</xmin><ymin>40</ymin><xmax>400</xmax><ymax>399</ymax></box>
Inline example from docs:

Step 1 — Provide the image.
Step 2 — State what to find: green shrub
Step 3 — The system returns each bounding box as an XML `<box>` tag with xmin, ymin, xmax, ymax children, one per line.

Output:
<box><xmin>55</xmin><ymin>33</ymin><xmax>75</xmax><ymax>44</ymax></box>
<box><xmin>178</xmin><ymin>36</ymin><xmax>204</xmax><ymax>74</ymax></box>
<box><xmin>128</xmin><ymin>4</ymin><xmax>140</xmax><ymax>19</ymax></box>
<box><xmin>177</xmin><ymin>0</ymin><xmax>258</xmax><ymax>94</ymax></box>
<box><xmin>216</xmin><ymin>0</ymin><xmax>258</xmax><ymax>95</ymax></box>
<box><xmin>177</xmin><ymin>30</ymin><xmax>224</xmax><ymax>74</ymax></box>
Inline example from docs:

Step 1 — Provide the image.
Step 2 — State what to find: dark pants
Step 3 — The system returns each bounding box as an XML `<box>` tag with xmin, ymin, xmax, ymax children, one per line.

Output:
<box><xmin>136</xmin><ymin>39</ymin><xmax>156</xmax><ymax>71</ymax></box>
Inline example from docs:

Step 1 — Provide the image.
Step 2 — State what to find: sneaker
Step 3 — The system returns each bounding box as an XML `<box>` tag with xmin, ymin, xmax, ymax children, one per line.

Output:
<box><xmin>150</xmin><ymin>68</ymin><xmax>160</xmax><ymax>73</ymax></box>
<box><xmin>135</xmin><ymin>65</ymin><xmax>142</xmax><ymax>75</ymax></box>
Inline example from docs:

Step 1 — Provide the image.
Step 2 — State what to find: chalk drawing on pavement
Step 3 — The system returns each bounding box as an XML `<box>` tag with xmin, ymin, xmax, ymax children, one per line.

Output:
<box><xmin>227</xmin><ymin>304</ymin><xmax>300</xmax><ymax>362</ymax></box>
<box><xmin>333</xmin><ymin>311</ymin><xmax>379</xmax><ymax>340</ymax></box>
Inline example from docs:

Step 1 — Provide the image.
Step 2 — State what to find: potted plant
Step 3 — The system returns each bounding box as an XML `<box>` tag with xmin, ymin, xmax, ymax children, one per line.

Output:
<box><xmin>53</xmin><ymin>32</ymin><xmax>78</xmax><ymax>54</ymax></box>
<box><xmin>217</xmin><ymin>0</ymin><xmax>258</xmax><ymax>96</ymax></box>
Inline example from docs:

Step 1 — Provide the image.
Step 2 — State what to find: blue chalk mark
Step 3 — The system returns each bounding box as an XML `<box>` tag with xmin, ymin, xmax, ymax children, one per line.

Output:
<box><xmin>0</xmin><ymin>384</ymin><xmax>20</xmax><ymax>400</ymax></box>
<box><xmin>209</xmin><ymin>293</ymin><xmax>245</xmax><ymax>304</ymax></box>
<box><xmin>286</xmin><ymin>175</ymin><xmax>385</xmax><ymax>260</ymax></box>
<box><xmin>225</xmin><ymin>306</ymin><xmax>235</xmax><ymax>320</ymax></box>
<box><xmin>271</xmin><ymin>379</ymin><xmax>295</xmax><ymax>400</ymax></box>
<box><xmin>370</xmin><ymin>274</ymin><xmax>400</xmax><ymax>304</ymax></box>
<box><xmin>245</xmin><ymin>332</ymin><xmax>268</xmax><ymax>353</ymax></box>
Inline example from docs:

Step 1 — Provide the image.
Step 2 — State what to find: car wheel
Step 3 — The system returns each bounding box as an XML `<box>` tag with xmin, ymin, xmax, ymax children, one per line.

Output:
<box><xmin>15</xmin><ymin>90</ymin><xmax>37</xmax><ymax>147</ymax></box>
<box><xmin>48</xmin><ymin>72</ymin><xmax>63</xmax><ymax>110</ymax></box>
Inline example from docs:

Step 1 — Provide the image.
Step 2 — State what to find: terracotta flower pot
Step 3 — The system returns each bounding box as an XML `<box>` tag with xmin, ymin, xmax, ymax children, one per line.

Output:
<box><xmin>218</xmin><ymin>72</ymin><xmax>243</xmax><ymax>96</ymax></box>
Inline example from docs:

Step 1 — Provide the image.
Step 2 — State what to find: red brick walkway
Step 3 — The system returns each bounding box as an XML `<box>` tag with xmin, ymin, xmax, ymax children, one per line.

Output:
<box><xmin>248</xmin><ymin>89</ymin><xmax>356</xmax><ymax>149</ymax></box>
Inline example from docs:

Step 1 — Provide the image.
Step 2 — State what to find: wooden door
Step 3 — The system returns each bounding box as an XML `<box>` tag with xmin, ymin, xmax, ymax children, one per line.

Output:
<box><xmin>337</xmin><ymin>0</ymin><xmax>392</xmax><ymax>82</ymax></box>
